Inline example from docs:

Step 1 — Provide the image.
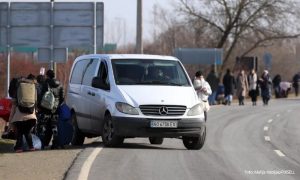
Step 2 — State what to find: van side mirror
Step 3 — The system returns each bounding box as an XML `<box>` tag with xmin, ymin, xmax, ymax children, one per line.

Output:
<box><xmin>92</xmin><ymin>77</ymin><xmax>110</xmax><ymax>90</ymax></box>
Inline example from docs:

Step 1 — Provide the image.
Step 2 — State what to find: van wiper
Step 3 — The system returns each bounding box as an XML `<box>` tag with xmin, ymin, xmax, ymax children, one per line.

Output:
<box><xmin>137</xmin><ymin>81</ymin><xmax>183</xmax><ymax>86</ymax></box>
<box><xmin>165</xmin><ymin>82</ymin><xmax>183</xmax><ymax>86</ymax></box>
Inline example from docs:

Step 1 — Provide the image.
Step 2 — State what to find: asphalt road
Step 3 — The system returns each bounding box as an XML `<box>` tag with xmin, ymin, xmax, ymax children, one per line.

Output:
<box><xmin>65</xmin><ymin>98</ymin><xmax>300</xmax><ymax>180</ymax></box>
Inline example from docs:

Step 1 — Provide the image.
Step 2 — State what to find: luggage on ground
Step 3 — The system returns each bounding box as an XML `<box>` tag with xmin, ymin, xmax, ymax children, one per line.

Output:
<box><xmin>58</xmin><ymin>103</ymin><xmax>73</xmax><ymax>146</ymax></box>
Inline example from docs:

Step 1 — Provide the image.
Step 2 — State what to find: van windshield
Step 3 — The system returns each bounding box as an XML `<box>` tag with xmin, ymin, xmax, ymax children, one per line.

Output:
<box><xmin>111</xmin><ymin>59</ymin><xmax>191</xmax><ymax>86</ymax></box>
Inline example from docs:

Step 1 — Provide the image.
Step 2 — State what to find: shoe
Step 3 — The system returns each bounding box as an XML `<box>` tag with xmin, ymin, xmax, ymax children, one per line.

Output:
<box><xmin>15</xmin><ymin>149</ymin><xmax>23</xmax><ymax>153</ymax></box>
<box><xmin>29</xmin><ymin>147</ymin><xmax>36</xmax><ymax>151</ymax></box>
<box><xmin>51</xmin><ymin>145</ymin><xmax>58</xmax><ymax>150</ymax></box>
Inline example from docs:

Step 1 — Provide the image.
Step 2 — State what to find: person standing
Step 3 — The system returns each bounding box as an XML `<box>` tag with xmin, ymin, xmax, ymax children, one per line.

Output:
<box><xmin>9</xmin><ymin>75</ymin><xmax>37</xmax><ymax>152</ymax></box>
<box><xmin>206</xmin><ymin>69</ymin><xmax>219</xmax><ymax>105</ymax></box>
<box><xmin>272</xmin><ymin>74</ymin><xmax>281</xmax><ymax>98</ymax></box>
<box><xmin>292</xmin><ymin>72</ymin><xmax>300</xmax><ymax>96</ymax></box>
<box><xmin>248</xmin><ymin>69</ymin><xmax>258</xmax><ymax>106</ymax></box>
<box><xmin>193</xmin><ymin>71</ymin><xmax>212</xmax><ymax>121</ymax></box>
<box><xmin>236</xmin><ymin>70</ymin><xmax>249</xmax><ymax>105</ymax></box>
<box><xmin>259</xmin><ymin>70</ymin><xmax>272</xmax><ymax>105</ymax></box>
<box><xmin>223</xmin><ymin>69</ymin><xmax>235</xmax><ymax>105</ymax></box>
<box><xmin>39</xmin><ymin>70</ymin><xmax>64</xmax><ymax>149</ymax></box>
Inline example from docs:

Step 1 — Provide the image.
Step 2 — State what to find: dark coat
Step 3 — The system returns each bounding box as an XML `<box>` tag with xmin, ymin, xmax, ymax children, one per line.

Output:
<box><xmin>206</xmin><ymin>72</ymin><xmax>219</xmax><ymax>92</ymax></box>
<box><xmin>223</xmin><ymin>73</ymin><xmax>235</xmax><ymax>97</ymax></box>
<box><xmin>39</xmin><ymin>78</ymin><xmax>64</xmax><ymax>114</ymax></box>
<box><xmin>259</xmin><ymin>75</ymin><xmax>272</xmax><ymax>98</ymax></box>
<box><xmin>293</xmin><ymin>74</ymin><xmax>300</xmax><ymax>88</ymax></box>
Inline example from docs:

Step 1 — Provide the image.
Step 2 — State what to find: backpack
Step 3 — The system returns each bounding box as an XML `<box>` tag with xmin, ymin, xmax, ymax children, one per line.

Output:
<box><xmin>40</xmin><ymin>84</ymin><xmax>59</xmax><ymax>112</ymax></box>
<box><xmin>16</xmin><ymin>79</ymin><xmax>36</xmax><ymax>114</ymax></box>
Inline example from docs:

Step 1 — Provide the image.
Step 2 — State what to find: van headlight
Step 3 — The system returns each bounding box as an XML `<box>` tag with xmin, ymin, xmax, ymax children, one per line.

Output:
<box><xmin>187</xmin><ymin>104</ymin><xmax>204</xmax><ymax>116</ymax></box>
<box><xmin>116</xmin><ymin>102</ymin><xmax>139</xmax><ymax>115</ymax></box>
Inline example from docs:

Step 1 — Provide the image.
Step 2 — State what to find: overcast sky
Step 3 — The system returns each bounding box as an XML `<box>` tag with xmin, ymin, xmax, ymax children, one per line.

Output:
<box><xmin>101</xmin><ymin>0</ymin><xmax>174</xmax><ymax>46</ymax></box>
<box><xmin>5</xmin><ymin>0</ymin><xmax>175</xmax><ymax>46</ymax></box>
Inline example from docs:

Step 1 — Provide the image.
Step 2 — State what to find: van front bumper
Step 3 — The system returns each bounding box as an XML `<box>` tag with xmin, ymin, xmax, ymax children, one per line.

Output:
<box><xmin>112</xmin><ymin>116</ymin><xmax>205</xmax><ymax>138</ymax></box>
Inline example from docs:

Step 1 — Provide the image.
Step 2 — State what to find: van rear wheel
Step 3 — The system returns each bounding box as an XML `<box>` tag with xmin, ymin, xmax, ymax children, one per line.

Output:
<box><xmin>102</xmin><ymin>113</ymin><xmax>124</xmax><ymax>147</ymax></box>
<box><xmin>71</xmin><ymin>113</ymin><xmax>85</xmax><ymax>146</ymax></box>
<box><xmin>182</xmin><ymin>127</ymin><xmax>206</xmax><ymax>150</ymax></box>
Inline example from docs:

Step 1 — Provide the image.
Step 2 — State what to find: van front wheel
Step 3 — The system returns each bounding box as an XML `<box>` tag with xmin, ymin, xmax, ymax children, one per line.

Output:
<box><xmin>182</xmin><ymin>127</ymin><xmax>206</xmax><ymax>150</ymax></box>
<box><xmin>102</xmin><ymin>113</ymin><xmax>124</xmax><ymax>147</ymax></box>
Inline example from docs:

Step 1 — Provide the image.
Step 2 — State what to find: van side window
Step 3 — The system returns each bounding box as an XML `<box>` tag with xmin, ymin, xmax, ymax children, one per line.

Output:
<box><xmin>82</xmin><ymin>59</ymin><xmax>99</xmax><ymax>86</ymax></box>
<box><xmin>70</xmin><ymin>59</ymin><xmax>89</xmax><ymax>84</ymax></box>
<box><xmin>97</xmin><ymin>61</ymin><xmax>110</xmax><ymax>90</ymax></box>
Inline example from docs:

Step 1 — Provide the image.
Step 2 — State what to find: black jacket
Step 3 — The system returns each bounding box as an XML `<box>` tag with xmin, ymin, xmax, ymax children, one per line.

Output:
<box><xmin>223</xmin><ymin>73</ymin><xmax>235</xmax><ymax>96</ymax></box>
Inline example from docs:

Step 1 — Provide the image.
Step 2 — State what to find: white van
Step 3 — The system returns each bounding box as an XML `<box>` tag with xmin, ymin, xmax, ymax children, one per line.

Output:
<box><xmin>66</xmin><ymin>54</ymin><xmax>206</xmax><ymax>150</ymax></box>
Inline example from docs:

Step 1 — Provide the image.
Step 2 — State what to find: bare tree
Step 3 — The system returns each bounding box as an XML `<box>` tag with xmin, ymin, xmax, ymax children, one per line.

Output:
<box><xmin>177</xmin><ymin>0</ymin><xmax>300</xmax><ymax>70</ymax></box>
<box><xmin>145</xmin><ymin>4</ymin><xmax>197</xmax><ymax>55</ymax></box>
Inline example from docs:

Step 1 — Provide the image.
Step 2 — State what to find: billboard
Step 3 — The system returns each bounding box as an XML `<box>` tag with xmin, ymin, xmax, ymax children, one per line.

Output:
<box><xmin>0</xmin><ymin>2</ymin><xmax>104</xmax><ymax>62</ymax></box>
<box><xmin>174</xmin><ymin>48</ymin><xmax>223</xmax><ymax>65</ymax></box>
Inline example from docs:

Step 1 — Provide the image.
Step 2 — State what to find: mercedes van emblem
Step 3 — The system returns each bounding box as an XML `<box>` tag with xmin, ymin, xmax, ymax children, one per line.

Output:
<box><xmin>159</xmin><ymin>106</ymin><xmax>168</xmax><ymax>115</ymax></box>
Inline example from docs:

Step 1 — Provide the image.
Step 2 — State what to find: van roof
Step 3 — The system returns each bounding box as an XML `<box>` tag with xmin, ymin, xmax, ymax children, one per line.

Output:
<box><xmin>75</xmin><ymin>54</ymin><xmax>179</xmax><ymax>61</ymax></box>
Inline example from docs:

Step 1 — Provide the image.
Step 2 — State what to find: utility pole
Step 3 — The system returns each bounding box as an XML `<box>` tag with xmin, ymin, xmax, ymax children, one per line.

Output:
<box><xmin>50</xmin><ymin>0</ymin><xmax>57</xmax><ymax>77</ymax></box>
<box><xmin>136</xmin><ymin>0</ymin><xmax>143</xmax><ymax>54</ymax></box>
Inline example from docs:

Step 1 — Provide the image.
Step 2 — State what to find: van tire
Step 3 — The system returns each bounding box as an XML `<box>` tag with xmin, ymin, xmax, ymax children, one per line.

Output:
<box><xmin>182</xmin><ymin>127</ymin><xmax>206</xmax><ymax>150</ymax></box>
<box><xmin>71</xmin><ymin>113</ymin><xmax>85</xmax><ymax>146</ymax></box>
<box><xmin>102</xmin><ymin>113</ymin><xmax>124</xmax><ymax>147</ymax></box>
<box><xmin>149</xmin><ymin>137</ymin><xmax>164</xmax><ymax>145</ymax></box>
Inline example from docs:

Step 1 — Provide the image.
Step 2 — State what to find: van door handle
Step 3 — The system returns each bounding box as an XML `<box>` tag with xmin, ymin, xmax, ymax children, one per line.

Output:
<box><xmin>88</xmin><ymin>91</ymin><xmax>95</xmax><ymax>96</ymax></box>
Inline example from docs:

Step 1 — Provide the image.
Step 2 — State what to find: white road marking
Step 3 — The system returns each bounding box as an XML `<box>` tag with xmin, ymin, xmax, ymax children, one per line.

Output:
<box><xmin>268</xmin><ymin>119</ymin><xmax>273</xmax><ymax>123</ymax></box>
<box><xmin>264</xmin><ymin>136</ymin><xmax>271</xmax><ymax>141</ymax></box>
<box><xmin>276</xmin><ymin>114</ymin><xmax>280</xmax><ymax>117</ymax></box>
<box><xmin>78</xmin><ymin>147</ymin><xmax>103</xmax><ymax>180</ymax></box>
<box><xmin>274</xmin><ymin>150</ymin><xmax>285</xmax><ymax>157</ymax></box>
<box><xmin>264</xmin><ymin>126</ymin><xmax>269</xmax><ymax>131</ymax></box>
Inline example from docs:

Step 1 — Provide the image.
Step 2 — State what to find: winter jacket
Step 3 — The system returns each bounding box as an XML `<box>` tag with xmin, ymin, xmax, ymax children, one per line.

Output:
<box><xmin>236</xmin><ymin>73</ymin><xmax>249</xmax><ymax>97</ymax></box>
<box><xmin>193</xmin><ymin>78</ymin><xmax>212</xmax><ymax>102</ymax></box>
<box><xmin>9</xmin><ymin>99</ymin><xmax>37</xmax><ymax>124</ymax></box>
<box><xmin>223</xmin><ymin>73</ymin><xmax>235</xmax><ymax>96</ymax></box>
<box><xmin>39</xmin><ymin>78</ymin><xmax>64</xmax><ymax>114</ymax></box>
<box><xmin>259</xmin><ymin>75</ymin><xmax>272</xmax><ymax>98</ymax></box>
<box><xmin>248</xmin><ymin>73</ymin><xmax>257</xmax><ymax>90</ymax></box>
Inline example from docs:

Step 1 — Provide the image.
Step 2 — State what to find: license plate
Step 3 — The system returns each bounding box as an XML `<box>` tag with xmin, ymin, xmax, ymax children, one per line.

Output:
<box><xmin>150</xmin><ymin>120</ymin><xmax>178</xmax><ymax>128</ymax></box>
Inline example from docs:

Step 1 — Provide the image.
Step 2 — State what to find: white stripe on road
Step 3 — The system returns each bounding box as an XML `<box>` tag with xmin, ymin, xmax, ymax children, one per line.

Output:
<box><xmin>264</xmin><ymin>126</ymin><xmax>269</xmax><ymax>131</ymax></box>
<box><xmin>274</xmin><ymin>150</ymin><xmax>285</xmax><ymax>157</ymax></box>
<box><xmin>276</xmin><ymin>114</ymin><xmax>280</xmax><ymax>117</ymax></box>
<box><xmin>268</xmin><ymin>119</ymin><xmax>273</xmax><ymax>123</ymax></box>
<box><xmin>78</xmin><ymin>147</ymin><xmax>103</xmax><ymax>180</ymax></box>
<box><xmin>264</xmin><ymin>136</ymin><xmax>271</xmax><ymax>141</ymax></box>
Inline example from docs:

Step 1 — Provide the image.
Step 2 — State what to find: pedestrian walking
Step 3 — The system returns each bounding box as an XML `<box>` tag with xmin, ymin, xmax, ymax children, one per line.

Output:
<box><xmin>236</xmin><ymin>70</ymin><xmax>248</xmax><ymax>105</ymax></box>
<box><xmin>223</xmin><ymin>69</ymin><xmax>235</xmax><ymax>105</ymax></box>
<box><xmin>259</xmin><ymin>70</ymin><xmax>272</xmax><ymax>105</ymax></box>
<box><xmin>38</xmin><ymin>70</ymin><xmax>64</xmax><ymax>149</ymax></box>
<box><xmin>248</xmin><ymin>69</ymin><xmax>258</xmax><ymax>106</ymax></box>
<box><xmin>272</xmin><ymin>74</ymin><xmax>281</xmax><ymax>98</ymax></box>
<box><xmin>193</xmin><ymin>71</ymin><xmax>212</xmax><ymax>121</ymax></box>
<box><xmin>206</xmin><ymin>69</ymin><xmax>219</xmax><ymax>105</ymax></box>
